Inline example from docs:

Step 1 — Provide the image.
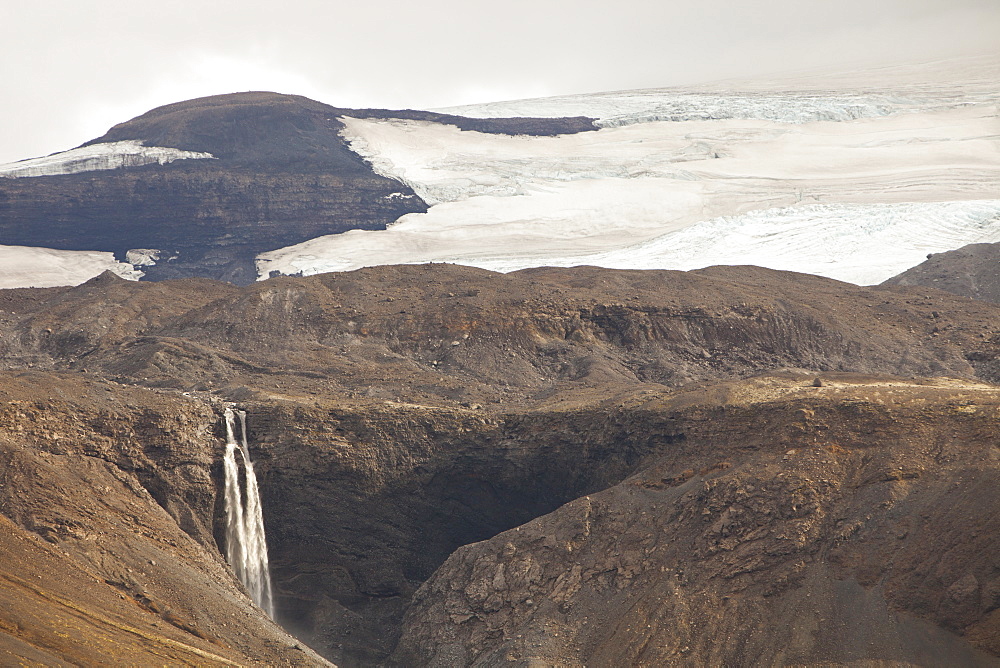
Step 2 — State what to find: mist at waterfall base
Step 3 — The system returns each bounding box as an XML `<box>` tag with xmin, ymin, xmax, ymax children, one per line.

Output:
<box><xmin>223</xmin><ymin>407</ymin><xmax>275</xmax><ymax>618</ymax></box>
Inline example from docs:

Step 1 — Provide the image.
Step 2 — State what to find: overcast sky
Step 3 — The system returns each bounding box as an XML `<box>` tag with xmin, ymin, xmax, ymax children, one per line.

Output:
<box><xmin>1</xmin><ymin>0</ymin><xmax>998</xmax><ymax>164</ymax></box>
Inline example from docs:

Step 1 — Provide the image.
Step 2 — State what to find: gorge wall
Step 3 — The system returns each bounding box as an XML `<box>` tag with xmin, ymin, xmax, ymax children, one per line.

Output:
<box><xmin>0</xmin><ymin>372</ymin><xmax>326</xmax><ymax>665</ymax></box>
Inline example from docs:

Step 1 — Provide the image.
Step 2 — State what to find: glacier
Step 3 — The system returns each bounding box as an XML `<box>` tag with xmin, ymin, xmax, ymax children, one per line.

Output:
<box><xmin>444</xmin><ymin>91</ymin><xmax>904</xmax><ymax>127</ymax></box>
<box><xmin>439</xmin><ymin>54</ymin><xmax>1000</xmax><ymax>127</ymax></box>
<box><xmin>257</xmin><ymin>74</ymin><xmax>1000</xmax><ymax>286</ymax></box>
<box><xmin>467</xmin><ymin>201</ymin><xmax>1000</xmax><ymax>284</ymax></box>
<box><xmin>256</xmin><ymin>201</ymin><xmax>1000</xmax><ymax>286</ymax></box>
<box><xmin>0</xmin><ymin>140</ymin><xmax>214</xmax><ymax>178</ymax></box>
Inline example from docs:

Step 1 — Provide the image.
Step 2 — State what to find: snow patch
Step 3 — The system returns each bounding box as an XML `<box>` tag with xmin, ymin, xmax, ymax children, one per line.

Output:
<box><xmin>0</xmin><ymin>245</ymin><xmax>142</xmax><ymax>288</ymax></box>
<box><xmin>0</xmin><ymin>141</ymin><xmax>215</xmax><ymax>178</ymax></box>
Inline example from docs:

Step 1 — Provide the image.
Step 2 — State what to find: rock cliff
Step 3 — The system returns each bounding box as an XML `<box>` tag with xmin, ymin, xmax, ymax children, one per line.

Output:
<box><xmin>393</xmin><ymin>374</ymin><xmax>1000</xmax><ymax>666</ymax></box>
<box><xmin>0</xmin><ymin>371</ymin><xmax>328</xmax><ymax>665</ymax></box>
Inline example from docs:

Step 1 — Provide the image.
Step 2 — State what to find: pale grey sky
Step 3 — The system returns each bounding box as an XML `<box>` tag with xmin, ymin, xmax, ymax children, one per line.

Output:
<box><xmin>1</xmin><ymin>0</ymin><xmax>998</xmax><ymax>163</ymax></box>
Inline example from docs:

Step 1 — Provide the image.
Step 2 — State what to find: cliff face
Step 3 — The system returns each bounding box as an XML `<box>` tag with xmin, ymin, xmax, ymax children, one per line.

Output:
<box><xmin>244</xmin><ymin>397</ymin><xmax>671</xmax><ymax>665</ymax></box>
<box><xmin>0</xmin><ymin>93</ymin><xmax>596</xmax><ymax>284</ymax></box>
<box><xmin>2</xmin><ymin>265</ymin><xmax>1000</xmax><ymax>666</ymax></box>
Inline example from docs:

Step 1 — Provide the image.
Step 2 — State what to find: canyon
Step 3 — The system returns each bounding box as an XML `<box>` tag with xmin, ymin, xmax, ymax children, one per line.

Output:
<box><xmin>2</xmin><ymin>264</ymin><xmax>1000</xmax><ymax>665</ymax></box>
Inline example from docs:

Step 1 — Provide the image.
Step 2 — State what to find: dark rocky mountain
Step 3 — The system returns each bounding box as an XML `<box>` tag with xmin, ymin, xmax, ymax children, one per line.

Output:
<box><xmin>0</xmin><ymin>93</ymin><xmax>596</xmax><ymax>284</ymax></box>
<box><xmin>2</xmin><ymin>263</ymin><xmax>1000</xmax><ymax>665</ymax></box>
<box><xmin>882</xmin><ymin>241</ymin><xmax>1000</xmax><ymax>304</ymax></box>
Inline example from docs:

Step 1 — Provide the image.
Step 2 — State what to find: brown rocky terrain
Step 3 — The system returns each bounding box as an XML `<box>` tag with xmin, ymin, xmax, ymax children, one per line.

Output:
<box><xmin>0</xmin><ymin>93</ymin><xmax>596</xmax><ymax>283</ymax></box>
<box><xmin>393</xmin><ymin>373</ymin><xmax>1000</xmax><ymax>666</ymax></box>
<box><xmin>5</xmin><ymin>263</ymin><xmax>1000</xmax><ymax>404</ymax></box>
<box><xmin>1</xmin><ymin>263</ymin><xmax>1000</xmax><ymax>666</ymax></box>
<box><xmin>882</xmin><ymin>242</ymin><xmax>1000</xmax><ymax>305</ymax></box>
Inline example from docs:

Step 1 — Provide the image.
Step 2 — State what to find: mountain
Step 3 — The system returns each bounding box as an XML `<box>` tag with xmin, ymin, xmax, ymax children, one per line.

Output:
<box><xmin>2</xmin><ymin>55</ymin><xmax>997</xmax><ymax>289</ymax></box>
<box><xmin>882</xmin><ymin>242</ymin><xmax>1000</xmax><ymax>304</ymax></box>
<box><xmin>3</xmin><ymin>54</ymin><xmax>1000</xmax><ymax>667</ymax></box>
<box><xmin>0</xmin><ymin>92</ymin><xmax>593</xmax><ymax>286</ymax></box>
<box><xmin>3</xmin><ymin>263</ymin><xmax>1000</xmax><ymax>665</ymax></box>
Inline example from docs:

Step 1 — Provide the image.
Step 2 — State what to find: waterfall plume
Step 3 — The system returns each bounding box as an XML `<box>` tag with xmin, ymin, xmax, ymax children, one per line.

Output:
<box><xmin>223</xmin><ymin>407</ymin><xmax>275</xmax><ymax>617</ymax></box>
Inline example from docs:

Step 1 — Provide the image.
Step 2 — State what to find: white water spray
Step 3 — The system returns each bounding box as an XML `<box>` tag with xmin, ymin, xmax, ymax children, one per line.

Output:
<box><xmin>223</xmin><ymin>407</ymin><xmax>275</xmax><ymax>617</ymax></box>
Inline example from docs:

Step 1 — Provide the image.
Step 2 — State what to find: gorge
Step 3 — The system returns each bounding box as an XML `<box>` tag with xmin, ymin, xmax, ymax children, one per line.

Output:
<box><xmin>2</xmin><ymin>263</ymin><xmax>1000</xmax><ymax>665</ymax></box>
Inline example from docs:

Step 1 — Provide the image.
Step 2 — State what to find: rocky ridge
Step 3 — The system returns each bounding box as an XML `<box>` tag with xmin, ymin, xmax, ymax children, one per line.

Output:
<box><xmin>5</xmin><ymin>264</ymin><xmax>1000</xmax><ymax>404</ymax></box>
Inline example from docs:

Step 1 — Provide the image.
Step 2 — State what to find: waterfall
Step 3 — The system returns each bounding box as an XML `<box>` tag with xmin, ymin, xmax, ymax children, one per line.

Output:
<box><xmin>223</xmin><ymin>407</ymin><xmax>275</xmax><ymax>618</ymax></box>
